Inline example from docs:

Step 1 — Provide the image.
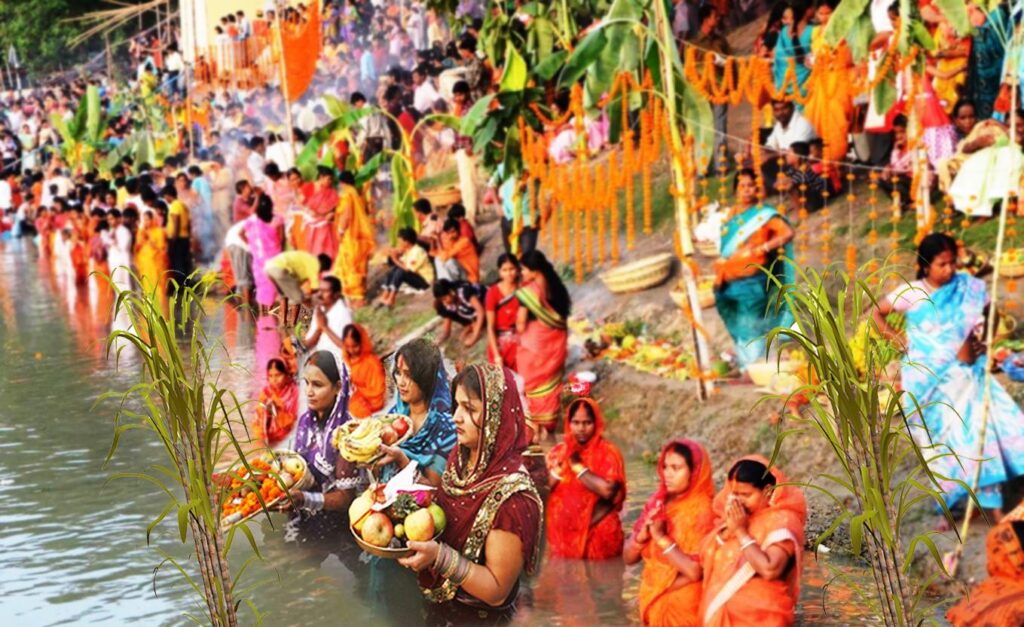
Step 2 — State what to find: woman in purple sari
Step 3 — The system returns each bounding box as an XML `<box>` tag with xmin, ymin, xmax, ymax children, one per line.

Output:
<box><xmin>283</xmin><ymin>350</ymin><xmax>365</xmax><ymax>540</ymax></box>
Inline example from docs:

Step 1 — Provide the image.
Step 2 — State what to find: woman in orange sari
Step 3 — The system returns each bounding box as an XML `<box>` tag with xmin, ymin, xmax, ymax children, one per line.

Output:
<box><xmin>515</xmin><ymin>250</ymin><xmax>570</xmax><ymax>441</ymax></box>
<box><xmin>333</xmin><ymin>170</ymin><xmax>375</xmax><ymax>307</ymax></box>
<box><xmin>804</xmin><ymin>1</ymin><xmax>853</xmax><ymax>167</ymax></box>
<box><xmin>545</xmin><ymin>398</ymin><xmax>626</xmax><ymax>560</ymax></box>
<box><xmin>947</xmin><ymin>502</ymin><xmax>1024</xmax><ymax>626</ymax></box>
<box><xmin>341</xmin><ymin>323</ymin><xmax>386</xmax><ymax>419</ymax></box>
<box><xmin>699</xmin><ymin>456</ymin><xmax>807</xmax><ymax>627</ymax></box>
<box><xmin>624</xmin><ymin>439</ymin><xmax>715</xmax><ymax>627</ymax></box>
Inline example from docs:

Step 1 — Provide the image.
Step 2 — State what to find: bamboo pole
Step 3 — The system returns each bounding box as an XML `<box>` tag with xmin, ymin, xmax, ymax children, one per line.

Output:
<box><xmin>652</xmin><ymin>0</ymin><xmax>713</xmax><ymax>400</ymax></box>
<box><xmin>946</xmin><ymin>29</ymin><xmax>1020</xmax><ymax>577</ymax></box>
<box><xmin>274</xmin><ymin>9</ymin><xmax>297</xmax><ymax>164</ymax></box>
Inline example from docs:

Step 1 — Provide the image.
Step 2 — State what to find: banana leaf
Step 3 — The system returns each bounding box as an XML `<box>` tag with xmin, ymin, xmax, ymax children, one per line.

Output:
<box><xmin>84</xmin><ymin>85</ymin><xmax>103</xmax><ymax>144</ymax></box>
<box><xmin>535</xmin><ymin>50</ymin><xmax>568</xmax><ymax>81</ymax></box>
<box><xmin>390</xmin><ymin>153</ymin><xmax>417</xmax><ymax>245</ymax></box>
<box><xmin>354</xmin><ymin>152</ymin><xmax>383</xmax><ymax>188</ymax></box>
<box><xmin>823</xmin><ymin>0</ymin><xmax>871</xmax><ymax>49</ymax></box>
<box><xmin>933</xmin><ymin>0</ymin><xmax>972</xmax><ymax>36</ymax></box>
<box><xmin>322</xmin><ymin>94</ymin><xmax>350</xmax><ymax>119</ymax></box>
<box><xmin>499</xmin><ymin>45</ymin><xmax>529</xmax><ymax>92</ymax></box>
<box><xmin>295</xmin><ymin>107</ymin><xmax>374</xmax><ymax>180</ymax></box>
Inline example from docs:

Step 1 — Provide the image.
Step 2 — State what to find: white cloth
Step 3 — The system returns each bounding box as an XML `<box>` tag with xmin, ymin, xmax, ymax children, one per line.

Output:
<box><xmin>0</xmin><ymin>179</ymin><xmax>11</xmax><ymax>210</ymax></box>
<box><xmin>108</xmin><ymin>225</ymin><xmax>134</xmax><ymax>291</ymax></box>
<box><xmin>225</xmin><ymin>220</ymin><xmax>249</xmax><ymax>251</ymax></box>
<box><xmin>304</xmin><ymin>299</ymin><xmax>353</xmax><ymax>359</ymax></box>
<box><xmin>765</xmin><ymin>110</ymin><xmax>818</xmax><ymax>151</ymax></box>
<box><xmin>266</xmin><ymin>141</ymin><xmax>300</xmax><ymax>172</ymax></box>
<box><xmin>247</xmin><ymin>152</ymin><xmax>267</xmax><ymax>186</ymax></box>
<box><xmin>414</xmin><ymin>80</ymin><xmax>442</xmax><ymax>114</ymax></box>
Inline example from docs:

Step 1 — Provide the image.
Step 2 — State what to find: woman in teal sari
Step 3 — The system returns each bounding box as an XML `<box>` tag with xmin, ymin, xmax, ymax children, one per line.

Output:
<box><xmin>966</xmin><ymin>2</ymin><xmax>1010</xmax><ymax>121</ymax></box>
<box><xmin>713</xmin><ymin>169</ymin><xmax>795</xmax><ymax>371</ymax></box>
<box><xmin>873</xmin><ymin>233</ymin><xmax>1024</xmax><ymax>515</ymax></box>
<box><xmin>773</xmin><ymin>1</ymin><xmax>815</xmax><ymax>103</ymax></box>
<box><xmin>374</xmin><ymin>339</ymin><xmax>457</xmax><ymax>486</ymax></box>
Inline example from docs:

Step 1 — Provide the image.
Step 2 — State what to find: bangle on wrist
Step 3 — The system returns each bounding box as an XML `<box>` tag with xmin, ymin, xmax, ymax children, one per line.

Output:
<box><xmin>662</xmin><ymin>542</ymin><xmax>678</xmax><ymax>556</ymax></box>
<box><xmin>575</xmin><ymin>465</ymin><xmax>589</xmax><ymax>479</ymax></box>
<box><xmin>740</xmin><ymin>538</ymin><xmax>757</xmax><ymax>551</ymax></box>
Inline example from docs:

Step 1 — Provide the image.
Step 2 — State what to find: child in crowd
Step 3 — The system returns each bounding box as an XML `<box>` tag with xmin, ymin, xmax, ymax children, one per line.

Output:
<box><xmin>881</xmin><ymin>114</ymin><xmax>915</xmax><ymax>206</ymax></box>
<box><xmin>376</xmin><ymin>227</ymin><xmax>434</xmax><ymax>308</ymax></box>
<box><xmin>431</xmin><ymin>217</ymin><xmax>479</xmax><ymax>284</ymax></box>
<box><xmin>253</xmin><ymin>357</ymin><xmax>299</xmax><ymax>447</ymax></box>
<box><xmin>781</xmin><ymin>141</ymin><xmax>828</xmax><ymax>211</ymax></box>
<box><xmin>447</xmin><ymin>203</ymin><xmax>480</xmax><ymax>253</ymax></box>
<box><xmin>433</xmin><ymin>278</ymin><xmax>484</xmax><ymax>347</ymax></box>
<box><xmin>413</xmin><ymin>197</ymin><xmax>443</xmax><ymax>249</ymax></box>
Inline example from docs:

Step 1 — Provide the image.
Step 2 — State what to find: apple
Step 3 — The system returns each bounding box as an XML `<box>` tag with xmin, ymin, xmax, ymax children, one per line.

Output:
<box><xmin>380</xmin><ymin>425</ymin><xmax>398</xmax><ymax>445</ymax></box>
<box><xmin>392</xmin><ymin>417</ymin><xmax>410</xmax><ymax>438</ymax></box>
<box><xmin>427</xmin><ymin>503</ymin><xmax>446</xmax><ymax>534</ymax></box>
<box><xmin>404</xmin><ymin>507</ymin><xmax>436</xmax><ymax>542</ymax></box>
<box><xmin>282</xmin><ymin>457</ymin><xmax>304</xmax><ymax>476</ymax></box>
<box><xmin>348</xmin><ymin>493</ymin><xmax>375</xmax><ymax>533</ymax></box>
<box><xmin>360</xmin><ymin>512</ymin><xmax>395</xmax><ymax>547</ymax></box>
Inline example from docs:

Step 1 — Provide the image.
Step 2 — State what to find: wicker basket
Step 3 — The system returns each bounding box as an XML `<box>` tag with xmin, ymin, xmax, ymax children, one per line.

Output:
<box><xmin>277</xmin><ymin>451</ymin><xmax>314</xmax><ymax>491</ymax></box>
<box><xmin>351</xmin><ymin>524</ymin><xmax>443</xmax><ymax>559</ymax></box>
<box><xmin>669</xmin><ymin>278</ymin><xmax>716</xmax><ymax>309</ymax></box>
<box><xmin>998</xmin><ymin>254</ymin><xmax>1024</xmax><ymax>278</ymax></box>
<box><xmin>695</xmin><ymin>239</ymin><xmax>720</xmax><ymax>257</ymax></box>
<box><xmin>600</xmin><ymin>252</ymin><xmax>676</xmax><ymax>294</ymax></box>
<box><xmin>420</xmin><ymin>186</ymin><xmax>462</xmax><ymax>209</ymax></box>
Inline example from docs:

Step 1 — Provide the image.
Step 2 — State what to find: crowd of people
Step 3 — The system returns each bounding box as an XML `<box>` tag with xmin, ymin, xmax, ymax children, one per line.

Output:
<box><xmin>5</xmin><ymin>0</ymin><xmax>1024</xmax><ymax>623</ymax></box>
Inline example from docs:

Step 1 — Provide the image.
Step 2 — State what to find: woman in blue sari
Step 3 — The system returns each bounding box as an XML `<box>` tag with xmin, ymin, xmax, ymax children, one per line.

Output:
<box><xmin>873</xmin><ymin>233</ymin><xmax>1024</xmax><ymax>514</ymax></box>
<box><xmin>773</xmin><ymin>1</ymin><xmax>815</xmax><ymax>103</ymax></box>
<box><xmin>713</xmin><ymin>169</ymin><xmax>795</xmax><ymax>371</ymax></box>
<box><xmin>375</xmin><ymin>338</ymin><xmax>457</xmax><ymax>486</ymax></box>
<box><xmin>966</xmin><ymin>2</ymin><xmax>1010</xmax><ymax>121</ymax></box>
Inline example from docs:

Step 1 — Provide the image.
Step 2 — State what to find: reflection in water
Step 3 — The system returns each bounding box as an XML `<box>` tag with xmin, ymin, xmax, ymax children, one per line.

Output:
<box><xmin>0</xmin><ymin>240</ymin><xmax>883</xmax><ymax>625</ymax></box>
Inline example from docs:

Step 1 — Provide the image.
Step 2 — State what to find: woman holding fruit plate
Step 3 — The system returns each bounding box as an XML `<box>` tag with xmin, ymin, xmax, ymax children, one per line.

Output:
<box><xmin>373</xmin><ymin>339</ymin><xmax>457</xmax><ymax>486</ymax></box>
<box><xmin>399</xmin><ymin>364</ymin><xmax>543</xmax><ymax>619</ymax></box>
<box><xmin>280</xmin><ymin>350</ymin><xmax>366</xmax><ymax>538</ymax></box>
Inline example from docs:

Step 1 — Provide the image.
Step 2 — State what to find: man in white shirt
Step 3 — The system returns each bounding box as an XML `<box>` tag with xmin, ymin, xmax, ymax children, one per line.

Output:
<box><xmin>107</xmin><ymin>207</ymin><xmax>137</xmax><ymax>292</ymax></box>
<box><xmin>761</xmin><ymin>99</ymin><xmax>818</xmax><ymax>192</ymax></box>
<box><xmin>245</xmin><ymin>136</ymin><xmax>267</xmax><ymax>187</ymax></box>
<box><xmin>413</xmin><ymin>64</ymin><xmax>442</xmax><ymax>114</ymax></box>
<box><xmin>302</xmin><ymin>276</ymin><xmax>353</xmax><ymax>358</ymax></box>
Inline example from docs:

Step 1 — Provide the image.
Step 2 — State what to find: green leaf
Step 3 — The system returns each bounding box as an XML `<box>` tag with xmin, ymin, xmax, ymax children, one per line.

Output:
<box><xmin>845</xmin><ymin>14</ymin><xmax>876</xmax><ymax>63</ymax></box>
<box><xmin>473</xmin><ymin>116</ymin><xmax>500</xmax><ymax>154</ymax></box>
<box><xmin>872</xmin><ymin>68</ymin><xmax>898</xmax><ymax>117</ymax></box>
<box><xmin>559</xmin><ymin>28</ymin><xmax>607</xmax><ymax>88</ymax></box>
<box><xmin>933</xmin><ymin>0</ymin><xmax>972</xmax><ymax>36</ymax></box>
<box><xmin>84</xmin><ymin>85</ymin><xmax>102</xmax><ymax>144</ymax></box>
<box><xmin>354</xmin><ymin>152</ymin><xmax>383</xmax><ymax>188</ymax></box>
<box><xmin>499</xmin><ymin>45</ymin><xmax>529</xmax><ymax>92</ymax></box>
<box><xmin>911</xmin><ymin>21</ymin><xmax>936</xmax><ymax>52</ymax></box>
<box><xmin>534</xmin><ymin>50</ymin><xmax>568</xmax><ymax>82</ymax></box>
<box><xmin>460</xmin><ymin>93</ymin><xmax>497</xmax><ymax>136</ymax></box>
<box><xmin>322</xmin><ymin>94</ymin><xmax>349</xmax><ymax>119</ymax></box>
<box><xmin>824</xmin><ymin>0</ymin><xmax>871</xmax><ymax>48</ymax></box>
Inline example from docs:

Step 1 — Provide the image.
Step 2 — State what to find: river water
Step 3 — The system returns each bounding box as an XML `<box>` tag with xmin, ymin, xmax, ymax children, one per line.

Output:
<box><xmin>0</xmin><ymin>239</ymin><xmax>883</xmax><ymax>625</ymax></box>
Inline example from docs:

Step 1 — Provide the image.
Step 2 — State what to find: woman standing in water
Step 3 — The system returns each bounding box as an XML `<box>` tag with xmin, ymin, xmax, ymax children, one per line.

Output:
<box><xmin>282</xmin><ymin>350</ymin><xmax>363</xmax><ymax>539</ymax></box>
<box><xmin>516</xmin><ymin>250</ymin><xmax>571</xmax><ymax>441</ymax></box>
<box><xmin>400</xmin><ymin>364</ymin><xmax>543</xmax><ymax>621</ymax></box>
<box><xmin>624</xmin><ymin>439</ymin><xmax>715</xmax><ymax>626</ymax></box>
<box><xmin>485</xmin><ymin>253</ymin><xmax>521</xmax><ymax>370</ymax></box>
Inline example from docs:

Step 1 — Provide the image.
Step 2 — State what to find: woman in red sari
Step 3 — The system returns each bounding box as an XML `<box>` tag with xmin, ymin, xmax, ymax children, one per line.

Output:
<box><xmin>400</xmin><ymin>364</ymin><xmax>543</xmax><ymax>621</ymax></box>
<box><xmin>699</xmin><ymin>456</ymin><xmax>807</xmax><ymax>627</ymax></box>
<box><xmin>252</xmin><ymin>357</ymin><xmax>299</xmax><ymax>447</ymax></box>
<box><xmin>341</xmin><ymin>323</ymin><xmax>386</xmax><ymax>419</ymax></box>
<box><xmin>545</xmin><ymin>398</ymin><xmax>625</xmax><ymax>559</ymax></box>
<box><xmin>485</xmin><ymin>253</ymin><xmax>521</xmax><ymax>370</ymax></box>
<box><xmin>303</xmin><ymin>166</ymin><xmax>339</xmax><ymax>259</ymax></box>
<box><xmin>516</xmin><ymin>250</ymin><xmax>570</xmax><ymax>441</ymax></box>
<box><xmin>624</xmin><ymin>439</ymin><xmax>715</xmax><ymax>626</ymax></box>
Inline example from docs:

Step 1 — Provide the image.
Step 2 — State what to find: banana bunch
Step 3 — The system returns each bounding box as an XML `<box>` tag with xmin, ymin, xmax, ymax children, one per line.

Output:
<box><xmin>336</xmin><ymin>419</ymin><xmax>384</xmax><ymax>464</ymax></box>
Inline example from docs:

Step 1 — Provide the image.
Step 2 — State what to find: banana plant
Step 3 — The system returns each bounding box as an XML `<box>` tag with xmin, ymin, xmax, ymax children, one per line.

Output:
<box><xmin>50</xmin><ymin>85</ymin><xmax>111</xmax><ymax>173</ymax></box>
<box><xmin>294</xmin><ymin>95</ymin><xmax>376</xmax><ymax>180</ymax></box>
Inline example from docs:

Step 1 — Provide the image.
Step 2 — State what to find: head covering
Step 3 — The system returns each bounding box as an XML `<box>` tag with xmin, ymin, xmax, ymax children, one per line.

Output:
<box><xmin>634</xmin><ymin>439</ymin><xmax>715</xmax><ymax>536</ymax></box>
<box><xmin>419</xmin><ymin>365</ymin><xmax>542</xmax><ymax>603</ymax></box>
<box><xmin>293</xmin><ymin>350</ymin><xmax>351</xmax><ymax>490</ymax></box>
<box><xmin>388</xmin><ymin>344</ymin><xmax>455</xmax><ymax>476</ymax></box>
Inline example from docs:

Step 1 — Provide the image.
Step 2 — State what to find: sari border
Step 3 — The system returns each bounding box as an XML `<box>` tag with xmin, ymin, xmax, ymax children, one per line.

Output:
<box><xmin>702</xmin><ymin>528</ymin><xmax>799</xmax><ymax>624</ymax></box>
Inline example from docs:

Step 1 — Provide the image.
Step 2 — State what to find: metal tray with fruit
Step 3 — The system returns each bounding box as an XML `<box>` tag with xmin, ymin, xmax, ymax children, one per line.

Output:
<box><xmin>219</xmin><ymin>451</ymin><xmax>312</xmax><ymax>529</ymax></box>
<box><xmin>332</xmin><ymin>414</ymin><xmax>413</xmax><ymax>467</ymax></box>
<box><xmin>348</xmin><ymin>463</ymin><xmax>446</xmax><ymax>558</ymax></box>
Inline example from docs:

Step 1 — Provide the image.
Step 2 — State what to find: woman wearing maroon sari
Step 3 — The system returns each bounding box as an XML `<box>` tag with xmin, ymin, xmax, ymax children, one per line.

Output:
<box><xmin>485</xmin><ymin>254</ymin><xmax>521</xmax><ymax>370</ymax></box>
<box><xmin>545</xmin><ymin>397</ymin><xmax>626</xmax><ymax>559</ymax></box>
<box><xmin>303</xmin><ymin>166</ymin><xmax>339</xmax><ymax>259</ymax></box>
<box><xmin>399</xmin><ymin>364</ymin><xmax>543</xmax><ymax>620</ymax></box>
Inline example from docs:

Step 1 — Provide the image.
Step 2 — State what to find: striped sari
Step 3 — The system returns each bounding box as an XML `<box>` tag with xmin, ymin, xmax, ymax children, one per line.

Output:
<box><xmin>515</xmin><ymin>282</ymin><xmax>567</xmax><ymax>428</ymax></box>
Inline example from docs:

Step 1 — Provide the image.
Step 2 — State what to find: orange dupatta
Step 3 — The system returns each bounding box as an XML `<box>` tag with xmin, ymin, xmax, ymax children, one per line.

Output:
<box><xmin>636</xmin><ymin>439</ymin><xmax>715</xmax><ymax>627</ymax></box>
<box><xmin>545</xmin><ymin>398</ymin><xmax>626</xmax><ymax>559</ymax></box>
<box><xmin>700</xmin><ymin>455</ymin><xmax>807</xmax><ymax>627</ymax></box>
<box><xmin>343</xmin><ymin>324</ymin><xmax>386</xmax><ymax>418</ymax></box>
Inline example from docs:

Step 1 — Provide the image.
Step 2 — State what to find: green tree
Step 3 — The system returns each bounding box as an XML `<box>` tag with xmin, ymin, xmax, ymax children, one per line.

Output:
<box><xmin>0</xmin><ymin>0</ymin><xmax>110</xmax><ymax>75</ymax></box>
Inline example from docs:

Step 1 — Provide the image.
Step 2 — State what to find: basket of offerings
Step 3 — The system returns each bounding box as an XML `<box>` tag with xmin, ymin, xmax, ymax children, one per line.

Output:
<box><xmin>746</xmin><ymin>356</ymin><xmax>804</xmax><ymax>389</ymax></box>
<box><xmin>669</xmin><ymin>277</ymin><xmax>716</xmax><ymax>310</ymax></box>
<box><xmin>219</xmin><ymin>450</ymin><xmax>311</xmax><ymax>528</ymax></box>
<box><xmin>420</xmin><ymin>186</ymin><xmax>462</xmax><ymax>209</ymax></box>
<box><xmin>600</xmin><ymin>252</ymin><xmax>676</xmax><ymax>294</ymax></box>
<box><xmin>332</xmin><ymin>414</ymin><xmax>413</xmax><ymax>466</ymax></box>
<box><xmin>349</xmin><ymin>463</ymin><xmax>446</xmax><ymax>559</ymax></box>
<box><xmin>998</xmin><ymin>249</ymin><xmax>1024</xmax><ymax>278</ymax></box>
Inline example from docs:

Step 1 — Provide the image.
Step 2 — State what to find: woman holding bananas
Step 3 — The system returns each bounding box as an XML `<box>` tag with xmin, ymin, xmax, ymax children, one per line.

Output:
<box><xmin>282</xmin><ymin>350</ymin><xmax>366</xmax><ymax>538</ymax></box>
<box><xmin>374</xmin><ymin>339</ymin><xmax>457</xmax><ymax>486</ymax></box>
